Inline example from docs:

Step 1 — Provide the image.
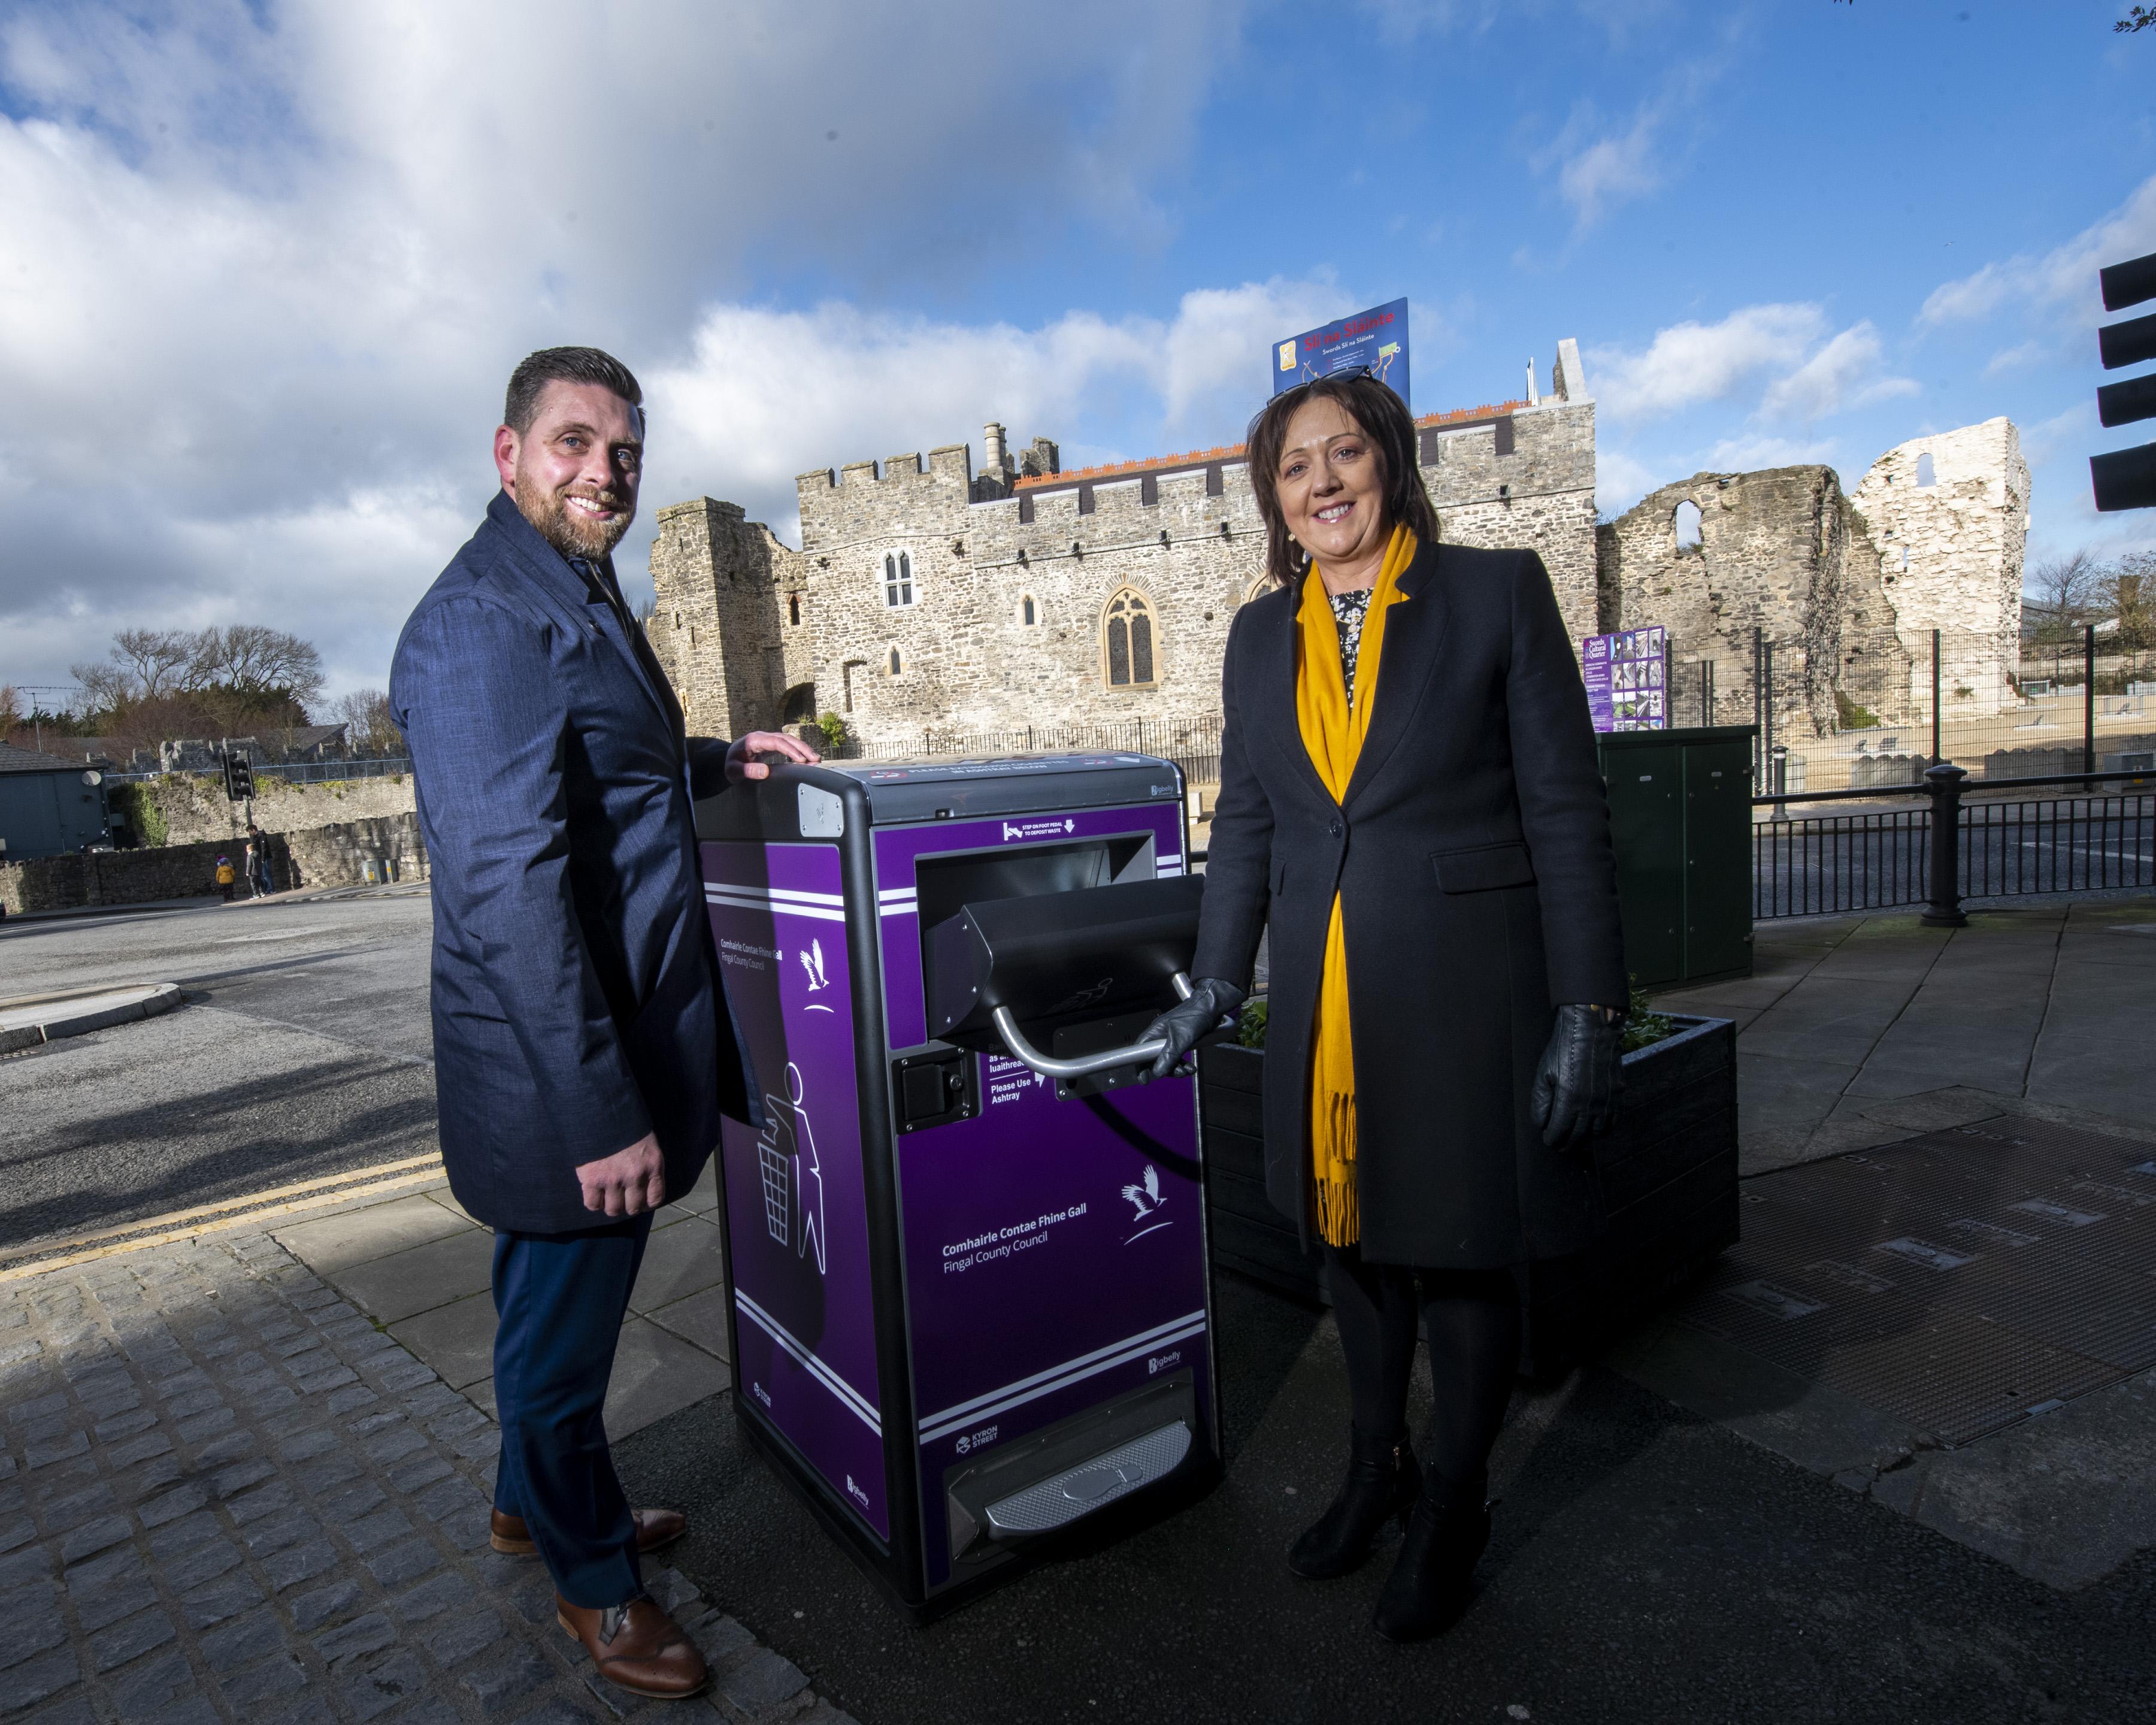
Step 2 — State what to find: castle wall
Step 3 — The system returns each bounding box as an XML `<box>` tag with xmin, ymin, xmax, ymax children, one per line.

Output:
<box><xmin>650</xmin><ymin>371</ymin><xmax>1604</xmax><ymax>752</ymax></box>
<box><xmin>1596</xmin><ymin>467</ymin><xmax>1913</xmax><ymax>741</ymax></box>
<box><xmin>1848</xmin><ymin>418</ymin><xmax>2029</xmax><ymax>716</ymax></box>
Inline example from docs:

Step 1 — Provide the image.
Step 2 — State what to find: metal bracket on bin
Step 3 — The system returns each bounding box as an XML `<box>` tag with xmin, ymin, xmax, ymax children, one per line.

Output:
<box><xmin>988</xmin><ymin>973</ymin><xmax>1192</xmax><ymax>1081</ymax></box>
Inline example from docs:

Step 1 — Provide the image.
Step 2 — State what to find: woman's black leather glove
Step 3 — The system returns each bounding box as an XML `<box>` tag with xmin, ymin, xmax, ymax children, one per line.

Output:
<box><xmin>1140</xmin><ymin>979</ymin><xmax>1247</xmax><ymax>1081</ymax></box>
<box><xmin>1531</xmin><ymin>1004</ymin><xmax>1625</xmax><ymax>1152</ymax></box>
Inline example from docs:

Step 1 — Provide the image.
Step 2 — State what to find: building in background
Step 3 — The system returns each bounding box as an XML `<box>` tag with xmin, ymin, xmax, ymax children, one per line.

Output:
<box><xmin>0</xmin><ymin>743</ymin><xmax>111</xmax><ymax>861</ymax></box>
<box><xmin>649</xmin><ymin>342</ymin><xmax>1598</xmax><ymax>750</ymax></box>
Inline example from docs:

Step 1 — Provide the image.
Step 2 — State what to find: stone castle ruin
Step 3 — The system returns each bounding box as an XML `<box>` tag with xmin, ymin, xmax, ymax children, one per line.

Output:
<box><xmin>648</xmin><ymin>341</ymin><xmax>2028</xmax><ymax>778</ymax></box>
<box><xmin>650</xmin><ymin>341</ymin><xmax>1600</xmax><ymax>750</ymax></box>
<box><xmin>1595</xmin><ymin>419</ymin><xmax>2029</xmax><ymax>765</ymax></box>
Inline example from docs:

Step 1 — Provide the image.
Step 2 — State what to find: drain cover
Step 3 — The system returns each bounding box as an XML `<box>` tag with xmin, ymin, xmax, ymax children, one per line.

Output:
<box><xmin>1670</xmin><ymin>1116</ymin><xmax>2156</xmax><ymax>1446</ymax></box>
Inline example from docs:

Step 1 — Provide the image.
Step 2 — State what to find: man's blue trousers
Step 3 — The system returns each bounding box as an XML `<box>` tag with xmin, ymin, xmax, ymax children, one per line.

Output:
<box><xmin>490</xmin><ymin>1212</ymin><xmax>652</xmax><ymax>1609</ymax></box>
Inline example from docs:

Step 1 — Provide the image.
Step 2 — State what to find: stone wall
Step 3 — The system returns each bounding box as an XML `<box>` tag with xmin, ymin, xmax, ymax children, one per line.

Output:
<box><xmin>649</xmin><ymin>339</ymin><xmax>1601</xmax><ymax>752</ymax></box>
<box><xmin>111</xmin><ymin>770</ymin><xmax>419</xmax><ymax>848</ymax></box>
<box><xmin>1848</xmin><ymin>418</ymin><xmax>2030</xmax><ymax>716</ymax></box>
<box><xmin>0</xmin><ymin>812</ymin><xmax>427</xmax><ymax>917</ymax></box>
<box><xmin>1596</xmin><ymin>465</ymin><xmax>1913</xmax><ymax>740</ymax></box>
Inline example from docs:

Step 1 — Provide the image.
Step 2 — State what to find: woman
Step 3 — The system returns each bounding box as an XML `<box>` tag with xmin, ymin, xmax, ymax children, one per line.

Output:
<box><xmin>1145</xmin><ymin>374</ymin><xmax>1627</xmax><ymax>1642</ymax></box>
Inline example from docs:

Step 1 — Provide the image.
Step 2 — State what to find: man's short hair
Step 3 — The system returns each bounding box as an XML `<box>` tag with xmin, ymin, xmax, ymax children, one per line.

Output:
<box><xmin>503</xmin><ymin>347</ymin><xmax>643</xmax><ymax>434</ymax></box>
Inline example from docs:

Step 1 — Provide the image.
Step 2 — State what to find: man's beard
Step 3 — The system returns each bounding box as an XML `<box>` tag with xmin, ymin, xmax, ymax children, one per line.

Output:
<box><xmin>514</xmin><ymin>476</ymin><xmax>634</xmax><ymax>562</ymax></box>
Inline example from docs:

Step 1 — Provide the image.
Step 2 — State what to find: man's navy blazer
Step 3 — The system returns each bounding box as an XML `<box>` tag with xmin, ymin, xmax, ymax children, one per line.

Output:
<box><xmin>389</xmin><ymin>491</ymin><xmax>755</xmax><ymax>1235</ymax></box>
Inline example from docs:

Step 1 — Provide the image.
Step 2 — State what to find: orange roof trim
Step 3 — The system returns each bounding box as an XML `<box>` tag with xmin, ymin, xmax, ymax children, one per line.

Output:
<box><xmin>1011</xmin><ymin>398</ymin><xmax>1533</xmax><ymax>489</ymax></box>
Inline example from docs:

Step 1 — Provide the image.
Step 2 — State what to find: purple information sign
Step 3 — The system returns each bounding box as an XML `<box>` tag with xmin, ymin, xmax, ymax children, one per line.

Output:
<box><xmin>1582</xmin><ymin>625</ymin><xmax>1669</xmax><ymax>732</ymax></box>
<box><xmin>702</xmin><ymin>840</ymin><xmax>888</xmax><ymax>1540</ymax></box>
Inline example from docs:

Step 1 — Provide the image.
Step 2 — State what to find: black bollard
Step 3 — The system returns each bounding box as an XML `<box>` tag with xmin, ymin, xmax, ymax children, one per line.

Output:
<box><xmin>1921</xmin><ymin>761</ymin><xmax>1969</xmax><ymax>928</ymax></box>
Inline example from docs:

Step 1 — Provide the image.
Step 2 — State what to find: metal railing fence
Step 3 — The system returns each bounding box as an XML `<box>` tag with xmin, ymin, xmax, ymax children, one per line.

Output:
<box><xmin>104</xmin><ymin>756</ymin><xmax>413</xmax><ymax>785</ymax></box>
<box><xmin>1752</xmin><ymin>767</ymin><xmax>2156</xmax><ymax>922</ymax></box>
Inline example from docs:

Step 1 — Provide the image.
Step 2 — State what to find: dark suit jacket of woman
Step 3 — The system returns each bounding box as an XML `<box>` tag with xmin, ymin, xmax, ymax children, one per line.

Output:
<box><xmin>1189</xmin><ymin>538</ymin><xmax>1628</xmax><ymax>1269</ymax></box>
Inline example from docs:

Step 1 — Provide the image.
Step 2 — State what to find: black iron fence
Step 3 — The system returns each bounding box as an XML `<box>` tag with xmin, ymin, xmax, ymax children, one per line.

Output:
<box><xmin>105</xmin><ymin>756</ymin><xmax>414</xmax><ymax>785</ymax></box>
<box><xmin>1752</xmin><ymin>767</ymin><xmax>2156</xmax><ymax>921</ymax></box>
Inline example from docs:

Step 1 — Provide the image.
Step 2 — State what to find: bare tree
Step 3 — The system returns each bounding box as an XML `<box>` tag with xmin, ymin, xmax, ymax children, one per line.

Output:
<box><xmin>2103</xmin><ymin>552</ymin><xmax>2155</xmax><ymax>670</ymax></box>
<box><xmin>0</xmin><ymin>684</ymin><xmax>23</xmax><ymax>749</ymax></box>
<box><xmin>190</xmin><ymin>625</ymin><xmax>327</xmax><ymax>711</ymax></box>
<box><xmin>2025</xmin><ymin>552</ymin><xmax>2107</xmax><ymax>679</ymax></box>
<box><xmin>332</xmin><ymin>688</ymin><xmax>402</xmax><ymax>757</ymax></box>
<box><xmin>116</xmin><ymin>628</ymin><xmax>204</xmax><ymax>700</ymax></box>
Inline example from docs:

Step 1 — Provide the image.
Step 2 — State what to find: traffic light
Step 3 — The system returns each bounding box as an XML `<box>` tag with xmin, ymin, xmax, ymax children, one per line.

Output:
<box><xmin>223</xmin><ymin>754</ymin><xmax>255</xmax><ymax>801</ymax></box>
<box><xmin>2092</xmin><ymin>249</ymin><xmax>2156</xmax><ymax>513</ymax></box>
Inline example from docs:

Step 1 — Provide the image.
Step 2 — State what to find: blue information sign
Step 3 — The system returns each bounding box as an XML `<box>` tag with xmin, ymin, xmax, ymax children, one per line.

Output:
<box><xmin>1271</xmin><ymin>298</ymin><xmax>1410</xmax><ymax>411</ymax></box>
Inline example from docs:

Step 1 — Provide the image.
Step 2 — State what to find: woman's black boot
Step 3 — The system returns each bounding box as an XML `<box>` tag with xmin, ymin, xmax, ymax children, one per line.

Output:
<box><xmin>1286</xmin><ymin>1427</ymin><xmax>1422</xmax><ymax>1579</ymax></box>
<box><xmin>1371</xmin><ymin>1475</ymin><xmax>1491</xmax><ymax>1642</ymax></box>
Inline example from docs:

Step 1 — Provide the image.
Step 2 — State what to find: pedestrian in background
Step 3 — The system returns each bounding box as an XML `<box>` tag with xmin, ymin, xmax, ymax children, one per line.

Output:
<box><xmin>246</xmin><ymin>823</ymin><xmax>274</xmax><ymax>896</ymax></box>
<box><xmin>1146</xmin><ymin>372</ymin><xmax>1627</xmax><ymax>1642</ymax></box>
<box><xmin>242</xmin><ymin>836</ymin><xmax>266</xmax><ymax>898</ymax></box>
<box><xmin>213</xmin><ymin>854</ymin><xmax>236</xmax><ymax>902</ymax></box>
<box><xmin>390</xmin><ymin>347</ymin><xmax>817</xmax><ymax>1700</ymax></box>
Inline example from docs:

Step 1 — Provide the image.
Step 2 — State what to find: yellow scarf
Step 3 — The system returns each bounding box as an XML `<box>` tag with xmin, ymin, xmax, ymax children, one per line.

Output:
<box><xmin>1294</xmin><ymin>523</ymin><xmax>1418</xmax><ymax>1248</ymax></box>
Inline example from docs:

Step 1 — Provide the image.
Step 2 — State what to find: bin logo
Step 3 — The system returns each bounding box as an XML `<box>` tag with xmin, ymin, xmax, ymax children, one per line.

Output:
<box><xmin>1121</xmin><ymin>1163</ymin><xmax>1172</xmax><ymax>1243</ymax></box>
<box><xmin>757</xmin><ymin>1063</ymin><xmax>828</xmax><ymax>1275</ymax></box>
<box><xmin>797</xmin><ymin>938</ymin><xmax>834</xmax><ymax>1012</ymax></box>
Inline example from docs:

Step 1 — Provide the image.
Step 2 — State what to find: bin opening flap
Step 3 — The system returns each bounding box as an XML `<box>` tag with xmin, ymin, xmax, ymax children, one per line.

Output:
<box><xmin>923</xmin><ymin>874</ymin><xmax>1203</xmax><ymax>1046</ymax></box>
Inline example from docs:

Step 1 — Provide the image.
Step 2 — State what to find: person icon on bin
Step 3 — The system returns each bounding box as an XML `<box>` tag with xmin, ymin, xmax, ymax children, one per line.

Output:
<box><xmin>757</xmin><ymin>1062</ymin><xmax>826</xmax><ymax>1276</ymax></box>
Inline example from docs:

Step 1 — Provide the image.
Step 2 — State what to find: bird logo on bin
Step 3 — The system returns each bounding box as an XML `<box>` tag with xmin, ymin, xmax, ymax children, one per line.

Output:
<box><xmin>1121</xmin><ymin>1164</ymin><xmax>1172</xmax><ymax>1244</ymax></box>
<box><xmin>757</xmin><ymin>1063</ymin><xmax>828</xmax><ymax>1275</ymax></box>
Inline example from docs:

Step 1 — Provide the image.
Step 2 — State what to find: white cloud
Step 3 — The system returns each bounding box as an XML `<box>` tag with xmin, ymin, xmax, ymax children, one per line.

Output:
<box><xmin>1919</xmin><ymin>172</ymin><xmax>2156</xmax><ymax>329</ymax></box>
<box><xmin>1554</xmin><ymin>108</ymin><xmax>1664</xmax><ymax>229</ymax></box>
<box><xmin>1703</xmin><ymin>433</ymin><xmax>1839</xmax><ymax>472</ymax></box>
<box><xmin>649</xmin><ymin>277</ymin><xmax>1358</xmax><ymax>543</ymax></box>
<box><xmin>0</xmin><ymin>0</ymin><xmax>1247</xmax><ymax>699</ymax></box>
<box><xmin>1984</xmin><ymin>341</ymin><xmax>2047</xmax><ymax>377</ymax></box>
<box><xmin>1590</xmin><ymin>304</ymin><xmax>1825</xmax><ymax>420</ymax></box>
<box><xmin>1757</xmin><ymin>323</ymin><xmax>1918</xmax><ymax>423</ymax></box>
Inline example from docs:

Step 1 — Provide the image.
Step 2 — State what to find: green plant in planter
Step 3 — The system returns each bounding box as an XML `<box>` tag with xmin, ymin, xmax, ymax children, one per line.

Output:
<box><xmin>1622</xmin><ymin>979</ymin><xmax>1675</xmax><ymax>1054</ymax></box>
<box><xmin>1236</xmin><ymin>995</ymin><xmax>1268</xmax><ymax>1049</ymax></box>
<box><xmin>815</xmin><ymin>711</ymin><xmax>850</xmax><ymax>754</ymax></box>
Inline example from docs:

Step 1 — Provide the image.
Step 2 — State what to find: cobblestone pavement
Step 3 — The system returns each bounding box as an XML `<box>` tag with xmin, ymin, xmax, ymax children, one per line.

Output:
<box><xmin>0</xmin><ymin>1231</ymin><xmax>855</xmax><ymax>1725</ymax></box>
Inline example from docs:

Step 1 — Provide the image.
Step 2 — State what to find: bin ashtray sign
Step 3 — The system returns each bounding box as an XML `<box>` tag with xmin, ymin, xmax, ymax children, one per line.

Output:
<box><xmin>1583</xmin><ymin>626</ymin><xmax>1669</xmax><ymax>732</ymax></box>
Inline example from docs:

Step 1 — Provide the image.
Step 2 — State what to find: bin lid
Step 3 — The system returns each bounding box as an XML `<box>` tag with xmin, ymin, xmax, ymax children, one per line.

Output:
<box><xmin>828</xmin><ymin>752</ymin><xmax>1182</xmax><ymax>825</ymax></box>
<box><xmin>695</xmin><ymin>752</ymin><xmax>1185</xmax><ymax>839</ymax></box>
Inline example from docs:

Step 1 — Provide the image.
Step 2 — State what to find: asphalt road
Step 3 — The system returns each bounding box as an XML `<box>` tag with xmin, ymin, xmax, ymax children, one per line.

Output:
<box><xmin>0</xmin><ymin>888</ymin><xmax>439</xmax><ymax>1247</ymax></box>
<box><xmin>622</xmin><ymin>1275</ymin><xmax>2156</xmax><ymax>1725</ymax></box>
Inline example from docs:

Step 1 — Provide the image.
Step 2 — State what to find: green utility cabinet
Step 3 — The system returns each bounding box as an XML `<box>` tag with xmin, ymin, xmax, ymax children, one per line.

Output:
<box><xmin>1596</xmin><ymin>726</ymin><xmax>1755</xmax><ymax>989</ymax></box>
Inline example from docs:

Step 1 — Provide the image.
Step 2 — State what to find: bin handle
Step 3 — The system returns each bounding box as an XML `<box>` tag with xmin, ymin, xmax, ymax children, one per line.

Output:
<box><xmin>989</xmin><ymin>973</ymin><xmax>1194</xmax><ymax>1082</ymax></box>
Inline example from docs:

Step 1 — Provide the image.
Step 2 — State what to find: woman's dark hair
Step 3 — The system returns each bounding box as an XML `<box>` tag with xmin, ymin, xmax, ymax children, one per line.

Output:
<box><xmin>504</xmin><ymin>346</ymin><xmax>643</xmax><ymax>434</ymax></box>
<box><xmin>1244</xmin><ymin>374</ymin><xmax>1439</xmax><ymax>588</ymax></box>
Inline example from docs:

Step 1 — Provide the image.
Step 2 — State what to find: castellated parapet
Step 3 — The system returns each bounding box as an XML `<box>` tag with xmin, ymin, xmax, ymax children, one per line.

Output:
<box><xmin>648</xmin><ymin>338</ymin><xmax>1601</xmax><ymax>750</ymax></box>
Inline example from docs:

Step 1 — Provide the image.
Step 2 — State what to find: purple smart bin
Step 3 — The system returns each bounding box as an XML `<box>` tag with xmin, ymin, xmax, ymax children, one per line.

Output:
<box><xmin>695</xmin><ymin>753</ymin><xmax>1220</xmax><ymax>1619</ymax></box>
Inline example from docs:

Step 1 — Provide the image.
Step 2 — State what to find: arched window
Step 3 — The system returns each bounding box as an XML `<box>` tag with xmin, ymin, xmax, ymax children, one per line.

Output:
<box><xmin>1101</xmin><ymin>588</ymin><xmax>1157</xmax><ymax>689</ymax></box>
<box><xmin>1021</xmin><ymin>595</ymin><xmax>1037</xmax><ymax>627</ymax></box>
<box><xmin>788</xmin><ymin>593</ymin><xmax>801</xmax><ymax>626</ymax></box>
<box><xmin>883</xmin><ymin>551</ymin><xmax>915</xmax><ymax>608</ymax></box>
<box><xmin>888</xmin><ymin>647</ymin><xmax>902</xmax><ymax>676</ymax></box>
<box><xmin>1916</xmin><ymin>452</ymin><xmax>1936</xmax><ymax>488</ymax></box>
<box><xmin>1673</xmin><ymin>500</ymin><xmax>1703</xmax><ymax>552</ymax></box>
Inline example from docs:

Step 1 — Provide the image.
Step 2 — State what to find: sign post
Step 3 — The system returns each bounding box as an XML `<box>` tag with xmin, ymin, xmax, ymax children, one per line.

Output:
<box><xmin>1272</xmin><ymin>298</ymin><xmax>1410</xmax><ymax>411</ymax></box>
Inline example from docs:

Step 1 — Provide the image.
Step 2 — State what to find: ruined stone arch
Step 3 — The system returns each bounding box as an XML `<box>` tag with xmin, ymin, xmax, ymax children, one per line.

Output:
<box><xmin>1100</xmin><ymin>585</ymin><xmax>1158</xmax><ymax>690</ymax></box>
<box><xmin>779</xmin><ymin>682</ymin><xmax>816</xmax><ymax>724</ymax></box>
<box><xmin>1673</xmin><ymin>500</ymin><xmax>1703</xmax><ymax>553</ymax></box>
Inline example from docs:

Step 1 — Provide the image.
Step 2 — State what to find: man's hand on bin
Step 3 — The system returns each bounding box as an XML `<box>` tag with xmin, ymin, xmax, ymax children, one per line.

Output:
<box><xmin>725</xmin><ymin>731</ymin><xmax>822</xmax><ymax>782</ymax></box>
<box><xmin>1530</xmin><ymin>1003</ymin><xmax>1625</xmax><ymax>1152</ymax></box>
<box><xmin>1140</xmin><ymin>979</ymin><xmax>1247</xmax><ymax>1081</ymax></box>
<box><xmin>577</xmin><ymin>1132</ymin><xmax>667</xmax><ymax>1218</ymax></box>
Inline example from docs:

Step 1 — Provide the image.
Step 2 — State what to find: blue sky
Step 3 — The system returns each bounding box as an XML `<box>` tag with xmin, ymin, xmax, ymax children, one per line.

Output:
<box><xmin>1</xmin><ymin>0</ymin><xmax>2151</xmax><ymax>705</ymax></box>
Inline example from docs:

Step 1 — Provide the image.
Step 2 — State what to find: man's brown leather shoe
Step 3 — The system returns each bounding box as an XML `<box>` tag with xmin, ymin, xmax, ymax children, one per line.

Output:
<box><xmin>490</xmin><ymin>1507</ymin><xmax>688</xmax><ymax>1557</ymax></box>
<box><xmin>557</xmin><ymin>1595</ymin><xmax>709</xmax><ymax>1699</ymax></box>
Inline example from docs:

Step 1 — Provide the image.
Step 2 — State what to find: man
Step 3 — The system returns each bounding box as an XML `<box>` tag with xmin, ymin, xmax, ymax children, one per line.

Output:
<box><xmin>390</xmin><ymin>348</ymin><xmax>816</xmax><ymax>1700</ymax></box>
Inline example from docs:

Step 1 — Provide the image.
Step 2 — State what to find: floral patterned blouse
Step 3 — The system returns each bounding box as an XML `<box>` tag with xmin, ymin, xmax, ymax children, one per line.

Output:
<box><xmin>1329</xmin><ymin>586</ymin><xmax>1373</xmax><ymax>700</ymax></box>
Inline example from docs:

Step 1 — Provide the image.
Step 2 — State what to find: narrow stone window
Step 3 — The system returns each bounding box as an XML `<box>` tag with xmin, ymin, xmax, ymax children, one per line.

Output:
<box><xmin>1916</xmin><ymin>452</ymin><xmax>1936</xmax><ymax>488</ymax></box>
<box><xmin>788</xmin><ymin>593</ymin><xmax>801</xmax><ymax>625</ymax></box>
<box><xmin>889</xmin><ymin>647</ymin><xmax>902</xmax><ymax>676</ymax></box>
<box><xmin>1021</xmin><ymin>595</ymin><xmax>1037</xmax><ymax>627</ymax></box>
<box><xmin>1078</xmin><ymin>484</ymin><xmax>1096</xmax><ymax>516</ymax></box>
<box><xmin>1673</xmin><ymin>500</ymin><xmax>1703</xmax><ymax>552</ymax></box>
<box><xmin>1141</xmin><ymin>474</ymin><xmax>1159</xmax><ymax>506</ymax></box>
<box><xmin>883</xmin><ymin>551</ymin><xmax>915</xmax><ymax>608</ymax></box>
<box><xmin>1101</xmin><ymin>587</ymin><xmax>1158</xmax><ymax>689</ymax></box>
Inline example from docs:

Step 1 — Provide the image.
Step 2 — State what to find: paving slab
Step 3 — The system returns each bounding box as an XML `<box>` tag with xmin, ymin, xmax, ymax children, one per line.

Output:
<box><xmin>275</xmin><ymin>1195</ymin><xmax>473</xmax><ymax>1279</ymax></box>
<box><xmin>335</xmin><ymin>1229</ymin><xmax>498</xmax><ymax>1325</ymax></box>
<box><xmin>604</xmin><ymin>1321</ymin><xmax>732</xmax><ymax>1440</ymax></box>
<box><xmin>629</xmin><ymin>1215</ymin><xmax>727</xmax><ymax>1315</ymax></box>
<box><xmin>647</xmin><ymin>1286</ymin><xmax>734</xmax><ymax>1364</ymax></box>
<box><xmin>388</xmin><ymin>1293</ymin><xmax>498</xmax><ymax>1392</ymax></box>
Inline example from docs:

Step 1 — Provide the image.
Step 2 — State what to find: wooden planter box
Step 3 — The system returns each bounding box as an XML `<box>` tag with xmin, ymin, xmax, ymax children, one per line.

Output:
<box><xmin>1197</xmin><ymin>1015</ymin><xmax>1739</xmax><ymax>1376</ymax></box>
